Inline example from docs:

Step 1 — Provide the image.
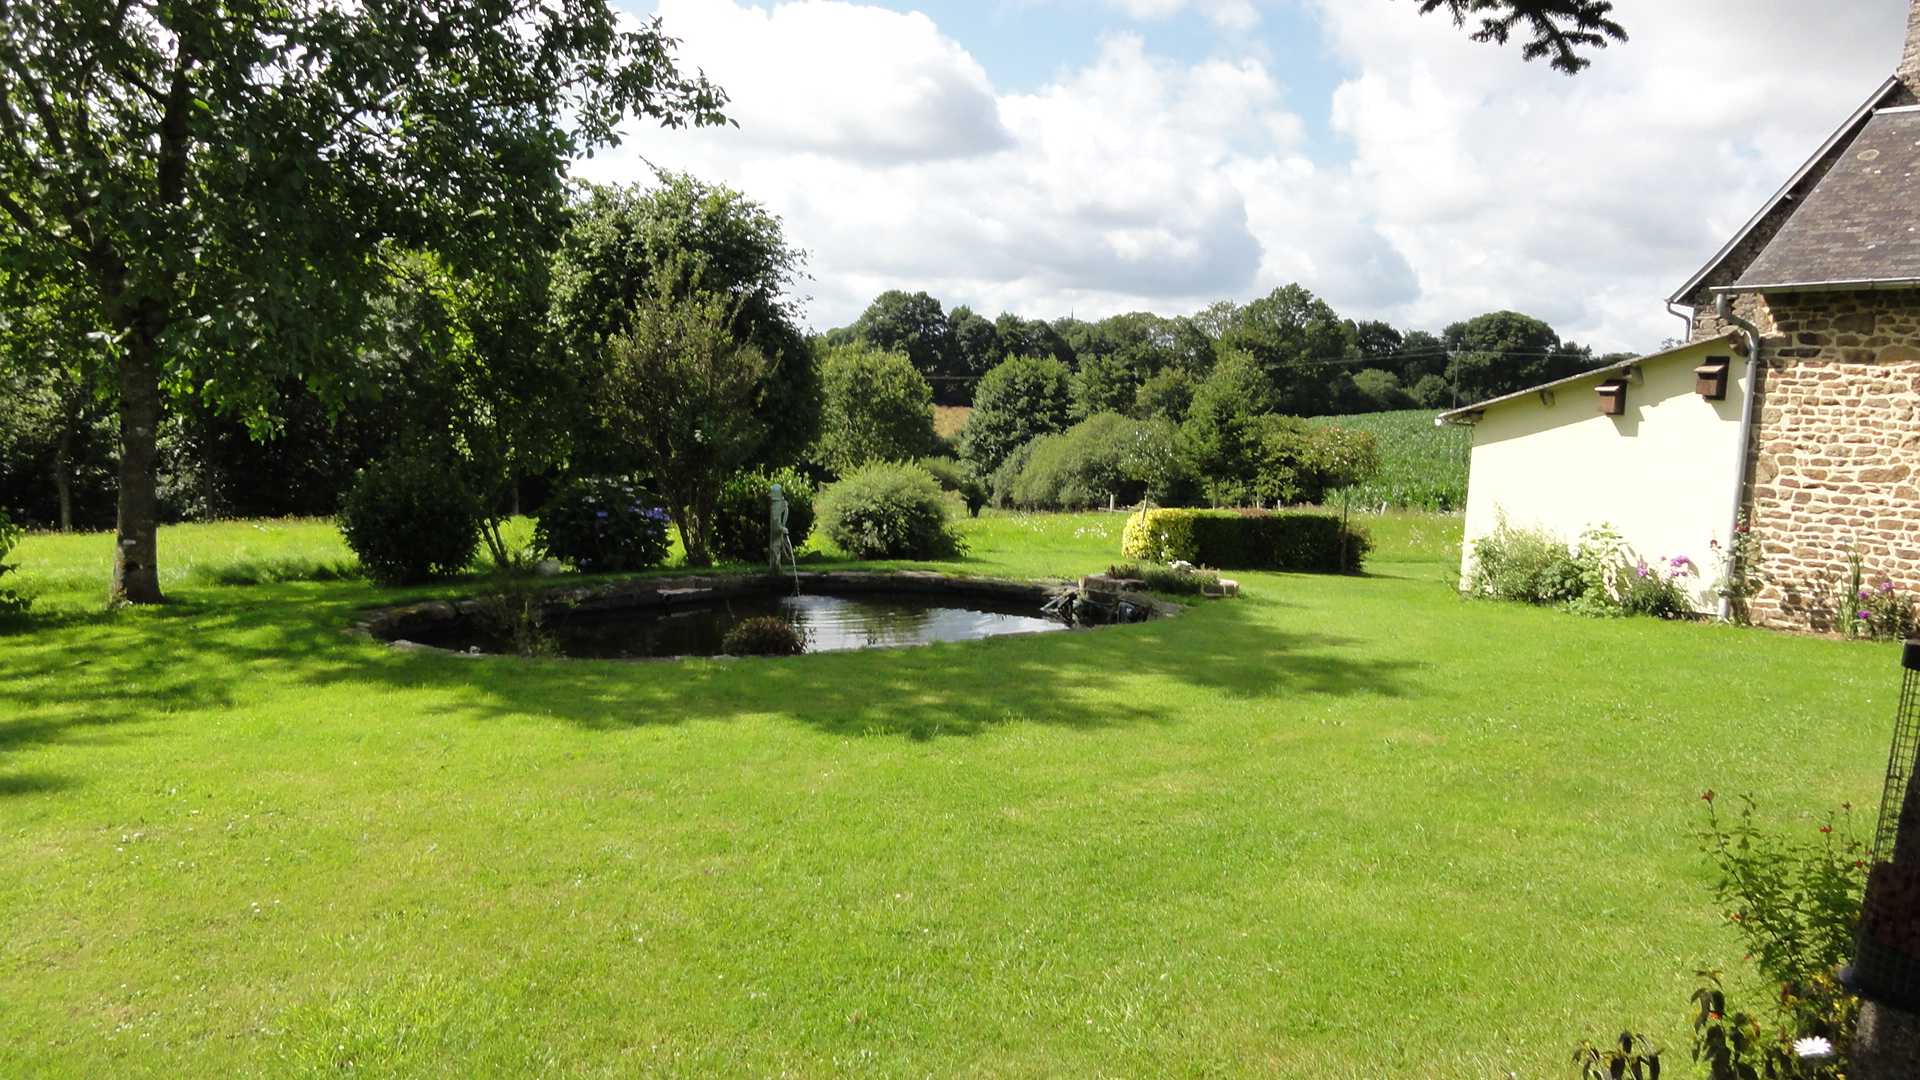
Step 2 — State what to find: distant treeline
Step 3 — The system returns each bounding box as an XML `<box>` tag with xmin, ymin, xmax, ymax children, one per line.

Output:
<box><xmin>822</xmin><ymin>286</ymin><xmax>1633</xmax><ymax>415</ymax></box>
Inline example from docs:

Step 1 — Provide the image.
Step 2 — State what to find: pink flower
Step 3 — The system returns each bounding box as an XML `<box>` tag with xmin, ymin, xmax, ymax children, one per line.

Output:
<box><xmin>1880</xmin><ymin>580</ymin><xmax>1896</xmax><ymax>595</ymax></box>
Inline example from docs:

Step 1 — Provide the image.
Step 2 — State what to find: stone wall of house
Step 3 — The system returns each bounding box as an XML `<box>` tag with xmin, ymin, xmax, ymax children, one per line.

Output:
<box><xmin>1740</xmin><ymin>289</ymin><xmax>1920</xmax><ymax>630</ymax></box>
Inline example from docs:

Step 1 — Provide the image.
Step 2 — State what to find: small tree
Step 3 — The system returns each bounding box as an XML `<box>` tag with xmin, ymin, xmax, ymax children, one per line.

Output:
<box><xmin>1308</xmin><ymin>426</ymin><xmax>1382</xmax><ymax>570</ymax></box>
<box><xmin>596</xmin><ymin>265</ymin><xmax>767</xmax><ymax>568</ymax></box>
<box><xmin>958</xmin><ymin>355</ymin><xmax>1072</xmax><ymax>476</ymax></box>
<box><xmin>1180</xmin><ymin>353</ymin><xmax>1274</xmax><ymax>507</ymax></box>
<box><xmin>814</xmin><ymin>344</ymin><xmax>937</xmax><ymax>476</ymax></box>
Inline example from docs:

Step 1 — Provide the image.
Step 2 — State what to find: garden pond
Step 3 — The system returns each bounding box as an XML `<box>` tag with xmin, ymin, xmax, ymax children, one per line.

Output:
<box><xmin>354</xmin><ymin>572</ymin><xmax>1166</xmax><ymax>661</ymax></box>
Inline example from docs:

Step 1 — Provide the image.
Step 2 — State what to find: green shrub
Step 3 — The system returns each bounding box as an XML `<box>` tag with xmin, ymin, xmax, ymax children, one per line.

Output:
<box><xmin>1107</xmin><ymin>562</ymin><xmax>1222</xmax><ymax>596</ymax></box>
<box><xmin>817</xmin><ymin>462</ymin><xmax>964</xmax><ymax>560</ymax></box>
<box><xmin>713</xmin><ymin>467</ymin><xmax>816</xmax><ymax>563</ymax></box>
<box><xmin>1007</xmin><ymin>413</ymin><xmax>1189</xmax><ymax>511</ymax></box>
<box><xmin>1690</xmin><ymin>796</ymin><xmax>1862</xmax><ymax>1078</ymax></box>
<box><xmin>918</xmin><ymin>457</ymin><xmax>987</xmax><ymax>517</ymax></box>
<box><xmin>1471</xmin><ymin>519</ymin><xmax>1702</xmax><ymax>619</ymax></box>
<box><xmin>338</xmin><ymin>450</ymin><xmax>484</xmax><ymax>586</ymax></box>
<box><xmin>534</xmin><ymin>476</ymin><xmax>672</xmax><ymax>574</ymax></box>
<box><xmin>0</xmin><ymin>509</ymin><xmax>30</xmax><ymax>614</ymax></box>
<box><xmin>1465</xmin><ymin>518</ymin><xmax>1583</xmax><ymax>605</ymax></box>
<box><xmin>1565</xmin><ymin>524</ymin><xmax>1699</xmax><ymax>620</ymax></box>
<box><xmin>722</xmin><ymin>615</ymin><xmax>808</xmax><ymax>656</ymax></box>
<box><xmin>987</xmin><ymin>438</ymin><xmax>1039</xmax><ymax>510</ymax></box>
<box><xmin>1120</xmin><ymin>508</ymin><xmax>1367</xmax><ymax>573</ymax></box>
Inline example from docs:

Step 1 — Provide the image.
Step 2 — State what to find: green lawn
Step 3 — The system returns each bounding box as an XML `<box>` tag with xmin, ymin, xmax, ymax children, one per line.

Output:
<box><xmin>0</xmin><ymin>510</ymin><xmax>1898</xmax><ymax>1077</ymax></box>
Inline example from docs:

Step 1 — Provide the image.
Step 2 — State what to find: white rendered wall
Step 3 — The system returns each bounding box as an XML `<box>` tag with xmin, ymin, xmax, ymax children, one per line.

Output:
<box><xmin>1456</xmin><ymin>341</ymin><xmax>1751</xmax><ymax>610</ymax></box>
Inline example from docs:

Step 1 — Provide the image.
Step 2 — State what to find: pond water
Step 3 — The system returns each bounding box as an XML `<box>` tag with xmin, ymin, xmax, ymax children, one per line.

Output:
<box><xmin>406</xmin><ymin>589</ymin><xmax>1073</xmax><ymax>660</ymax></box>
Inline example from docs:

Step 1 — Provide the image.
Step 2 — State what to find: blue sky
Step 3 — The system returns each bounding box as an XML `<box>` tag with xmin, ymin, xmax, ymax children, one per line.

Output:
<box><xmin>597</xmin><ymin>1</ymin><xmax>1910</xmax><ymax>351</ymax></box>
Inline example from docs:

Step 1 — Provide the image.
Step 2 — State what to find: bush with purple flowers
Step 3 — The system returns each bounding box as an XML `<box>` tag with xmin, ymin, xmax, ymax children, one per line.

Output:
<box><xmin>534</xmin><ymin>476</ymin><xmax>672</xmax><ymax>573</ymax></box>
<box><xmin>1855</xmin><ymin>577</ymin><xmax>1916</xmax><ymax>641</ymax></box>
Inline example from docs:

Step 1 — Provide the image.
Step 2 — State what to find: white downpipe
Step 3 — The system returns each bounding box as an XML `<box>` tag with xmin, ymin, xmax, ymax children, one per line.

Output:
<box><xmin>1715</xmin><ymin>294</ymin><xmax>1764</xmax><ymax>622</ymax></box>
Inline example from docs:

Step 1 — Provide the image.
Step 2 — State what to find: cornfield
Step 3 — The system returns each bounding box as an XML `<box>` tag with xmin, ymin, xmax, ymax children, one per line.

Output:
<box><xmin>1311</xmin><ymin>410</ymin><xmax>1469</xmax><ymax>512</ymax></box>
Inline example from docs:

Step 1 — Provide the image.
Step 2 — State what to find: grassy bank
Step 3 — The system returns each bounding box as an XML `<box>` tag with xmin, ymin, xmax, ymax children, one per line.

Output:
<box><xmin>0</xmin><ymin>510</ymin><xmax>1896</xmax><ymax>1077</ymax></box>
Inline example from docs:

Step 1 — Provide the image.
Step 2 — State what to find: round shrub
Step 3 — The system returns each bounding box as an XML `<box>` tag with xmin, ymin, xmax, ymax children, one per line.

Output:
<box><xmin>713</xmin><ymin>467</ymin><xmax>815</xmax><ymax>564</ymax></box>
<box><xmin>338</xmin><ymin>450</ymin><xmax>484</xmax><ymax>586</ymax></box>
<box><xmin>723</xmin><ymin>615</ymin><xmax>807</xmax><ymax>656</ymax></box>
<box><xmin>918</xmin><ymin>456</ymin><xmax>987</xmax><ymax>517</ymax></box>
<box><xmin>817</xmin><ymin>462</ymin><xmax>964</xmax><ymax>560</ymax></box>
<box><xmin>534</xmin><ymin>476</ymin><xmax>672</xmax><ymax>573</ymax></box>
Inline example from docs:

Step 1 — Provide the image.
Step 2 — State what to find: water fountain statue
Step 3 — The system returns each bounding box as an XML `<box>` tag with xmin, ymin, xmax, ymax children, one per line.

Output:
<box><xmin>768</xmin><ymin>483</ymin><xmax>800</xmax><ymax>592</ymax></box>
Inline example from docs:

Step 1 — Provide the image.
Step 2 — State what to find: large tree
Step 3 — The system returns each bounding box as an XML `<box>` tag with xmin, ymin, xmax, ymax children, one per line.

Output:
<box><xmin>1216</xmin><ymin>284</ymin><xmax>1356</xmax><ymax>417</ymax></box>
<box><xmin>1064</xmin><ymin>312</ymin><xmax>1213</xmax><ymax>420</ymax></box>
<box><xmin>0</xmin><ymin>1</ymin><xmax>724</xmax><ymax>603</ymax></box>
<box><xmin>1409</xmin><ymin>0</ymin><xmax>1627</xmax><ymax>74</ymax></box>
<box><xmin>957</xmin><ymin>354</ymin><xmax>1072</xmax><ymax>477</ymax></box>
<box><xmin>812</xmin><ymin>343</ymin><xmax>937</xmax><ymax>476</ymax></box>
<box><xmin>1442</xmin><ymin>310</ymin><xmax>1593</xmax><ymax>403</ymax></box>
<box><xmin>550</xmin><ymin>175</ymin><xmax>815</xmax><ymax>471</ymax></box>
<box><xmin>844</xmin><ymin>291</ymin><xmax>959</xmax><ymax>401</ymax></box>
<box><xmin>945</xmin><ymin>305</ymin><xmax>1001</xmax><ymax>405</ymax></box>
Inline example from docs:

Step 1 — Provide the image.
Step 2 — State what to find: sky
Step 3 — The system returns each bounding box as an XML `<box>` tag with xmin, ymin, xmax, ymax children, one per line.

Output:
<box><xmin>578</xmin><ymin>0</ymin><xmax>1913</xmax><ymax>353</ymax></box>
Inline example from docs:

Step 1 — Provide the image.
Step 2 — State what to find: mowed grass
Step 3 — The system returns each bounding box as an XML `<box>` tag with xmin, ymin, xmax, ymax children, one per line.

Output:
<box><xmin>0</xmin><ymin>509</ymin><xmax>1899</xmax><ymax>1077</ymax></box>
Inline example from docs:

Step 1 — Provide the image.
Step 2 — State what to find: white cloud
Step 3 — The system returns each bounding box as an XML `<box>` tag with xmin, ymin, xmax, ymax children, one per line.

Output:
<box><xmin>590</xmin><ymin>5</ymin><xmax>1398</xmax><ymax>330</ymax></box>
<box><xmin>642</xmin><ymin>0</ymin><xmax>1011</xmax><ymax>164</ymax></box>
<box><xmin>1314</xmin><ymin>0</ymin><xmax>1909</xmax><ymax>349</ymax></box>
<box><xmin>589</xmin><ymin>0</ymin><xmax>1910</xmax><ymax>353</ymax></box>
<box><xmin>1102</xmin><ymin>0</ymin><xmax>1261</xmax><ymax>31</ymax></box>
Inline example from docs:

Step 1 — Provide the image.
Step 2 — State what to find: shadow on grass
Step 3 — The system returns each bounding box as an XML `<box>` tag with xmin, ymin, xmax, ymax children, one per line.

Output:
<box><xmin>0</xmin><ymin>770</ymin><xmax>74</xmax><ymax>797</ymax></box>
<box><xmin>0</xmin><ymin>576</ymin><xmax>1425</xmax><ymax>755</ymax></box>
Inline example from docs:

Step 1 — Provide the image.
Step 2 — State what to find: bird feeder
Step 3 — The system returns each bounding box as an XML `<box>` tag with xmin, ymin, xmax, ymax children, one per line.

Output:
<box><xmin>1850</xmin><ymin>641</ymin><xmax>1920</xmax><ymax>1010</ymax></box>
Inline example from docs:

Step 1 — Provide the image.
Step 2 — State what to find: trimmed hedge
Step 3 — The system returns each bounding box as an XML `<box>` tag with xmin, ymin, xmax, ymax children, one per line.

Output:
<box><xmin>1121</xmin><ymin>508</ymin><xmax>1369</xmax><ymax>573</ymax></box>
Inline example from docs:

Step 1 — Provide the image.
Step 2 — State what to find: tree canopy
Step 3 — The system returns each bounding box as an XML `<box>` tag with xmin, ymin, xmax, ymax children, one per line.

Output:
<box><xmin>958</xmin><ymin>354</ymin><xmax>1072</xmax><ymax>477</ymax></box>
<box><xmin>0</xmin><ymin>0</ymin><xmax>726</xmax><ymax>602</ymax></box>
<box><xmin>813</xmin><ymin>344</ymin><xmax>937</xmax><ymax>476</ymax></box>
<box><xmin>550</xmin><ymin>175</ymin><xmax>815</xmax><ymax>471</ymax></box>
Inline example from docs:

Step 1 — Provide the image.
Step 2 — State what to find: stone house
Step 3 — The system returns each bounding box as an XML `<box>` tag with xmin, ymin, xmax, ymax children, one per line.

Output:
<box><xmin>1445</xmin><ymin>0</ymin><xmax>1920</xmax><ymax>629</ymax></box>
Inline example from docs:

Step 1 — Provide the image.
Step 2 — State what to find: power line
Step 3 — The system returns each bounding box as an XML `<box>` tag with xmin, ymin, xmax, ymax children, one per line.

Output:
<box><xmin>915</xmin><ymin>347</ymin><xmax>1596</xmax><ymax>383</ymax></box>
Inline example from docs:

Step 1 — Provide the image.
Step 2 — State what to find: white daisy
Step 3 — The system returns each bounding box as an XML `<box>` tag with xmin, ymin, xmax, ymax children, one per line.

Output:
<box><xmin>1793</xmin><ymin>1035</ymin><xmax>1835</xmax><ymax>1061</ymax></box>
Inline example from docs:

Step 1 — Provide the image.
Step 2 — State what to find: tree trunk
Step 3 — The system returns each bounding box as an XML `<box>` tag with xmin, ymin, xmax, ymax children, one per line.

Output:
<box><xmin>674</xmin><ymin>496</ymin><xmax>712</xmax><ymax>568</ymax></box>
<box><xmin>110</xmin><ymin>334</ymin><xmax>165</xmax><ymax>604</ymax></box>
<box><xmin>54</xmin><ymin>421</ymin><xmax>74</xmax><ymax>534</ymax></box>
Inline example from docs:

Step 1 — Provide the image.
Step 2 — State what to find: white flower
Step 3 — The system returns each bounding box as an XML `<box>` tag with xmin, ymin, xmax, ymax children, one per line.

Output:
<box><xmin>1793</xmin><ymin>1036</ymin><xmax>1835</xmax><ymax>1061</ymax></box>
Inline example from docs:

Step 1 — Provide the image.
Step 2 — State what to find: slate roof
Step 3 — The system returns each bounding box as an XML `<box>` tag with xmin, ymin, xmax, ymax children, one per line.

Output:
<box><xmin>1724</xmin><ymin>107</ymin><xmax>1920</xmax><ymax>292</ymax></box>
<box><xmin>1667</xmin><ymin>78</ymin><xmax>1902</xmax><ymax>304</ymax></box>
